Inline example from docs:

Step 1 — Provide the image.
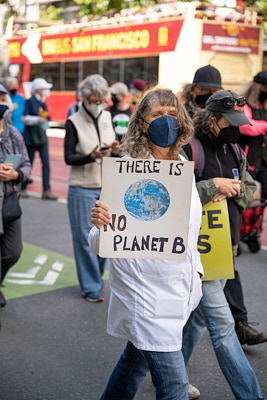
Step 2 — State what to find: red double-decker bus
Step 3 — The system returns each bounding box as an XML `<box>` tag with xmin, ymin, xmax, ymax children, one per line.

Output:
<box><xmin>7</xmin><ymin>3</ymin><xmax>264</xmax><ymax>125</ymax></box>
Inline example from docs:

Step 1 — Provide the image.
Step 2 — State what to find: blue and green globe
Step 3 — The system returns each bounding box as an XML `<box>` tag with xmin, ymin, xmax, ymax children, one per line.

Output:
<box><xmin>124</xmin><ymin>179</ymin><xmax>170</xmax><ymax>221</ymax></box>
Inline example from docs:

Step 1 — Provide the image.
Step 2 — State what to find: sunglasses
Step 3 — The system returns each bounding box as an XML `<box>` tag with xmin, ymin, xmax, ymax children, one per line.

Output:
<box><xmin>216</xmin><ymin>96</ymin><xmax>247</xmax><ymax>107</ymax></box>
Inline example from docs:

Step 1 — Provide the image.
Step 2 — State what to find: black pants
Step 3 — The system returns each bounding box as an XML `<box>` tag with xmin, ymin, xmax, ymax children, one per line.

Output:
<box><xmin>0</xmin><ymin>218</ymin><xmax>23</xmax><ymax>284</ymax></box>
<box><xmin>224</xmin><ymin>269</ymin><xmax>248</xmax><ymax>324</ymax></box>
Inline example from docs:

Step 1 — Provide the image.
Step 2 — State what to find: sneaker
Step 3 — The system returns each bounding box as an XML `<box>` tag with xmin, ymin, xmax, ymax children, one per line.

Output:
<box><xmin>20</xmin><ymin>190</ymin><xmax>29</xmax><ymax>198</ymax></box>
<box><xmin>188</xmin><ymin>384</ymin><xmax>200</xmax><ymax>399</ymax></box>
<box><xmin>42</xmin><ymin>190</ymin><xmax>58</xmax><ymax>200</ymax></box>
<box><xmin>84</xmin><ymin>290</ymin><xmax>104</xmax><ymax>303</ymax></box>
<box><xmin>236</xmin><ymin>320</ymin><xmax>267</xmax><ymax>345</ymax></box>
<box><xmin>0</xmin><ymin>290</ymin><xmax>6</xmax><ymax>308</ymax></box>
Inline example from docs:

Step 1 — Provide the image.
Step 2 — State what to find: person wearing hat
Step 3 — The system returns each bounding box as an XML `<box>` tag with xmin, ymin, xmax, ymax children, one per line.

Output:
<box><xmin>0</xmin><ymin>84</ymin><xmax>31</xmax><ymax>311</ymax></box>
<box><xmin>238</xmin><ymin>71</ymin><xmax>267</xmax><ymax>201</ymax></box>
<box><xmin>109</xmin><ymin>82</ymin><xmax>134</xmax><ymax>142</ymax></box>
<box><xmin>180</xmin><ymin>64</ymin><xmax>223</xmax><ymax>118</ymax></box>
<box><xmin>20</xmin><ymin>78</ymin><xmax>58</xmax><ymax>200</ymax></box>
<box><xmin>181</xmin><ymin>90</ymin><xmax>267</xmax><ymax>400</ymax></box>
<box><xmin>130</xmin><ymin>78</ymin><xmax>146</xmax><ymax>106</ymax></box>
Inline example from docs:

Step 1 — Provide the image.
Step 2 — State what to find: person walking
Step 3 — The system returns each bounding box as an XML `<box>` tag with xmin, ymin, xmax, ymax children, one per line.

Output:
<box><xmin>109</xmin><ymin>82</ymin><xmax>134</xmax><ymax>142</ymax></box>
<box><xmin>64</xmin><ymin>74</ymin><xmax>120</xmax><ymax>303</ymax></box>
<box><xmin>5</xmin><ymin>77</ymin><xmax>26</xmax><ymax>134</ymax></box>
<box><xmin>238</xmin><ymin>70</ymin><xmax>267</xmax><ymax>201</ymax></box>
<box><xmin>89</xmin><ymin>88</ymin><xmax>203</xmax><ymax>400</ymax></box>
<box><xmin>181</xmin><ymin>65</ymin><xmax>267</xmax><ymax>351</ymax></box>
<box><xmin>0</xmin><ymin>84</ymin><xmax>31</xmax><ymax>309</ymax></box>
<box><xmin>182</xmin><ymin>90</ymin><xmax>267</xmax><ymax>400</ymax></box>
<box><xmin>20</xmin><ymin>78</ymin><xmax>58</xmax><ymax>200</ymax></box>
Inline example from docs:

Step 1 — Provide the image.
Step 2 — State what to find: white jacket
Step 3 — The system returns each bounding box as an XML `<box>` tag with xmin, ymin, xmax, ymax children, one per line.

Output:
<box><xmin>89</xmin><ymin>158</ymin><xmax>203</xmax><ymax>352</ymax></box>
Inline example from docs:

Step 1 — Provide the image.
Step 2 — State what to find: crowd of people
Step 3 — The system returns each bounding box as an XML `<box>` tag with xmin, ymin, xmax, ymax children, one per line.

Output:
<box><xmin>0</xmin><ymin>65</ymin><xmax>266</xmax><ymax>399</ymax></box>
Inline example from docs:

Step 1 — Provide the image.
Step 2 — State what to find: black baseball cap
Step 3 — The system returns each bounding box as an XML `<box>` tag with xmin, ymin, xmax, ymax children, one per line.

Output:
<box><xmin>253</xmin><ymin>71</ymin><xmax>267</xmax><ymax>88</ymax></box>
<box><xmin>193</xmin><ymin>65</ymin><xmax>222</xmax><ymax>89</ymax></box>
<box><xmin>206</xmin><ymin>90</ymin><xmax>252</xmax><ymax>126</ymax></box>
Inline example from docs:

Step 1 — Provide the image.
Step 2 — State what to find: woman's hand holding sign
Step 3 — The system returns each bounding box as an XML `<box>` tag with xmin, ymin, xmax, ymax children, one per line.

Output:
<box><xmin>212</xmin><ymin>177</ymin><xmax>241</xmax><ymax>201</ymax></box>
<box><xmin>91</xmin><ymin>200</ymin><xmax>111</xmax><ymax>229</ymax></box>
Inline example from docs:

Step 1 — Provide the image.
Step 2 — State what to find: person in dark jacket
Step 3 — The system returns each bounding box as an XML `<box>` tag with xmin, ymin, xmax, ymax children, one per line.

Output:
<box><xmin>238</xmin><ymin>70</ymin><xmax>267</xmax><ymax>201</ymax></box>
<box><xmin>180</xmin><ymin>64</ymin><xmax>222</xmax><ymax>118</ymax></box>
<box><xmin>0</xmin><ymin>84</ymin><xmax>31</xmax><ymax>310</ymax></box>
<box><xmin>20</xmin><ymin>78</ymin><xmax>58</xmax><ymax>200</ymax></box>
<box><xmin>182</xmin><ymin>90</ymin><xmax>267</xmax><ymax>400</ymax></box>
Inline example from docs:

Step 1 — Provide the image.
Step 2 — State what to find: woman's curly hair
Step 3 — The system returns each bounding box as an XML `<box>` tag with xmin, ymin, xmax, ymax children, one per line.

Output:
<box><xmin>120</xmin><ymin>88</ymin><xmax>193</xmax><ymax>160</ymax></box>
<box><xmin>193</xmin><ymin>109</ymin><xmax>223</xmax><ymax>138</ymax></box>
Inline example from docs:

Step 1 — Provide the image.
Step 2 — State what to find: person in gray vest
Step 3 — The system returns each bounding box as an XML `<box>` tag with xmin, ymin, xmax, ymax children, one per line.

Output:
<box><xmin>64</xmin><ymin>74</ymin><xmax>120</xmax><ymax>303</ymax></box>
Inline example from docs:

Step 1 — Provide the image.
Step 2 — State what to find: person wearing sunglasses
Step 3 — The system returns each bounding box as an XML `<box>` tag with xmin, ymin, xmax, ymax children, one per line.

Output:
<box><xmin>238</xmin><ymin>71</ymin><xmax>267</xmax><ymax>202</ymax></box>
<box><xmin>182</xmin><ymin>90</ymin><xmax>267</xmax><ymax>400</ymax></box>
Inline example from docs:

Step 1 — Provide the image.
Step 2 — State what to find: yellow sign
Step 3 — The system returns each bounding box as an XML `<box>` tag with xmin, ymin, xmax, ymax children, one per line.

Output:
<box><xmin>198</xmin><ymin>199</ymin><xmax>234</xmax><ymax>281</ymax></box>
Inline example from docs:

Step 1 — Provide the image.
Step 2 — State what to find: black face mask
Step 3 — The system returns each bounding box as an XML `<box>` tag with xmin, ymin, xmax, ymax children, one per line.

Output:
<box><xmin>111</xmin><ymin>95</ymin><xmax>120</xmax><ymax>107</ymax></box>
<box><xmin>0</xmin><ymin>104</ymin><xmax>9</xmax><ymax>120</ymax></box>
<box><xmin>259</xmin><ymin>90</ymin><xmax>267</xmax><ymax>104</ymax></box>
<box><xmin>9</xmin><ymin>89</ymin><xmax>17</xmax><ymax>96</ymax></box>
<box><xmin>195</xmin><ymin>93</ymin><xmax>212</xmax><ymax>107</ymax></box>
<box><xmin>218</xmin><ymin>126</ymin><xmax>241</xmax><ymax>144</ymax></box>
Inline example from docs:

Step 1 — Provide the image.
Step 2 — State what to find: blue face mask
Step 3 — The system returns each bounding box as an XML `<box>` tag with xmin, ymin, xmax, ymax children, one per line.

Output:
<box><xmin>144</xmin><ymin>116</ymin><xmax>180</xmax><ymax>148</ymax></box>
<box><xmin>0</xmin><ymin>104</ymin><xmax>9</xmax><ymax>120</ymax></box>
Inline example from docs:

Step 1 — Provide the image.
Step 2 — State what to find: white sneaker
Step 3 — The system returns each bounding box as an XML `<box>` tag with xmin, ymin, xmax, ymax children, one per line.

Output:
<box><xmin>188</xmin><ymin>384</ymin><xmax>200</xmax><ymax>399</ymax></box>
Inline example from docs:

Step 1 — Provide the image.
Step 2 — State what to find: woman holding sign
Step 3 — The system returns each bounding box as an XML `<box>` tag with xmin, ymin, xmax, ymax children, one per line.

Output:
<box><xmin>89</xmin><ymin>88</ymin><xmax>203</xmax><ymax>399</ymax></box>
<box><xmin>0</xmin><ymin>84</ymin><xmax>31</xmax><ymax>310</ymax></box>
<box><xmin>182</xmin><ymin>90</ymin><xmax>267</xmax><ymax>400</ymax></box>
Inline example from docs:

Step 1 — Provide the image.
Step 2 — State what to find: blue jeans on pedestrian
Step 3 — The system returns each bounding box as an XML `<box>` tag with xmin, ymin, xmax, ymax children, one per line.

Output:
<box><xmin>21</xmin><ymin>143</ymin><xmax>50</xmax><ymax>192</ymax></box>
<box><xmin>67</xmin><ymin>186</ymin><xmax>105</xmax><ymax>294</ymax></box>
<box><xmin>100</xmin><ymin>341</ymin><xmax>189</xmax><ymax>400</ymax></box>
<box><xmin>182</xmin><ymin>280</ymin><xmax>265</xmax><ymax>400</ymax></box>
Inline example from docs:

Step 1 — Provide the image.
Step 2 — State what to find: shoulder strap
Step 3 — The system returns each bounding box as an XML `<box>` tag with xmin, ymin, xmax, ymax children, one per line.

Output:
<box><xmin>190</xmin><ymin>136</ymin><xmax>205</xmax><ymax>177</ymax></box>
<box><xmin>231</xmin><ymin>143</ymin><xmax>241</xmax><ymax>167</ymax></box>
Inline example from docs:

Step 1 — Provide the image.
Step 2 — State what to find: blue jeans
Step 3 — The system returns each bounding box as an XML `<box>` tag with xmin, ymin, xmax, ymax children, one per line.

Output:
<box><xmin>67</xmin><ymin>186</ymin><xmax>106</xmax><ymax>293</ymax></box>
<box><xmin>100</xmin><ymin>342</ymin><xmax>189</xmax><ymax>400</ymax></box>
<box><xmin>21</xmin><ymin>143</ymin><xmax>50</xmax><ymax>192</ymax></box>
<box><xmin>182</xmin><ymin>280</ymin><xmax>265</xmax><ymax>400</ymax></box>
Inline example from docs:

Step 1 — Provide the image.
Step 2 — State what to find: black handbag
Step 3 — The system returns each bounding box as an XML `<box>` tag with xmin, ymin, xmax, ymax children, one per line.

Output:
<box><xmin>2</xmin><ymin>190</ymin><xmax>22</xmax><ymax>223</ymax></box>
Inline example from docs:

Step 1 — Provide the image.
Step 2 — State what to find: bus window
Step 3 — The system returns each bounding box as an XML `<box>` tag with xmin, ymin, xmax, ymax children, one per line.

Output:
<box><xmin>147</xmin><ymin>56</ymin><xmax>159</xmax><ymax>88</ymax></box>
<box><xmin>29</xmin><ymin>62</ymin><xmax>60</xmax><ymax>90</ymax></box>
<box><xmin>65</xmin><ymin>61</ymin><xmax>79</xmax><ymax>91</ymax></box>
<box><xmin>103</xmin><ymin>59</ymin><xmax>121</xmax><ymax>85</ymax></box>
<box><xmin>83</xmin><ymin>60</ymin><xmax>98</xmax><ymax>79</ymax></box>
<box><xmin>124</xmin><ymin>57</ymin><xmax>159</xmax><ymax>88</ymax></box>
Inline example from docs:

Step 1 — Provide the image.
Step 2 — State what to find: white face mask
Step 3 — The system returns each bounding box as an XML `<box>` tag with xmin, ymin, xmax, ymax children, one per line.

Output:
<box><xmin>85</xmin><ymin>103</ymin><xmax>104</xmax><ymax>118</ymax></box>
<box><xmin>42</xmin><ymin>89</ymin><xmax>51</xmax><ymax>98</ymax></box>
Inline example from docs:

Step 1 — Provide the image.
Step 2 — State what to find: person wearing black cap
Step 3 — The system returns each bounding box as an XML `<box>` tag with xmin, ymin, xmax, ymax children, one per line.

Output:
<box><xmin>180</xmin><ymin>64</ymin><xmax>222</xmax><ymax>118</ymax></box>
<box><xmin>238</xmin><ymin>71</ymin><xmax>267</xmax><ymax>201</ymax></box>
<box><xmin>184</xmin><ymin>69</ymin><xmax>267</xmax><ymax>354</ymax></box>
<box><xmin>182</xmin><ymin>90</ymin><xmax>267</xmax><ymax>400</ymax></box>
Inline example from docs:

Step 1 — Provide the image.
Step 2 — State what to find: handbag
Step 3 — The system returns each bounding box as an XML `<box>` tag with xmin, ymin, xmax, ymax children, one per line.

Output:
<box><xmin>29</xmin><ymin>120</ymin><xmax>49</xmax><ymax>146</ymax></box>
<box><xmin>2</xmin><ymin>190</ymin><xmax>22</xmax><ymax>223</ymax></box>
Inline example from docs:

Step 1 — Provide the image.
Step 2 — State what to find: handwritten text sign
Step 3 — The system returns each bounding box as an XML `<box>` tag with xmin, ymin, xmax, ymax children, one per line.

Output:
<box><xmin>99</xmin><ymin>158</ymin><xmax>194</xmax><ymax>260</ymax></box>
<box><xmin>198</xmin><ymin>199</ymin><xmax>234</xmax><ymax>281</ymax></box>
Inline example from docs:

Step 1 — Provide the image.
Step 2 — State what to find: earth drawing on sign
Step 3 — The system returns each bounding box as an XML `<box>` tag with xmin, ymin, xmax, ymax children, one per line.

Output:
<box><xmin>124</xmin><ymin>179</ymin><xmax>170</xmax><ymax>221</ymax></box>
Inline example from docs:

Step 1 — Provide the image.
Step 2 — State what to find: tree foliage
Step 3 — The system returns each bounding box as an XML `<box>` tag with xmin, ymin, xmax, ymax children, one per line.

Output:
<box><xmin>73</xmin><ymin>0</ymin><xmax>157</xmax><ymax>17</ymax></box>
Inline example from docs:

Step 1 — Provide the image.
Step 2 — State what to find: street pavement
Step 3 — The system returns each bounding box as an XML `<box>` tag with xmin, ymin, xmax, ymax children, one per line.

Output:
<box><xmin>0</xmin><ymin>131</ymin><xmax>267</xmax><ymax>400</ymax></box>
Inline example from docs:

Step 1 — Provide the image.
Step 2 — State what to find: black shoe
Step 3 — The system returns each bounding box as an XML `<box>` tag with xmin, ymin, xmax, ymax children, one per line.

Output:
<box><xmin>236</xmin><ymin>320</ymin><xmax>267</xmax><ymax>345</ymax></box>
<box><xmin>0</xmin><ymin>290</ymin><xmax>6</xmax><ymax>308</ymax></box>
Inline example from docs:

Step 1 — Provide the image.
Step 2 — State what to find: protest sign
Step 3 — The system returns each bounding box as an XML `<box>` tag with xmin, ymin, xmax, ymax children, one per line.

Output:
<box><xmin>198</xmin><ymin>199</ymin><xmax>234</xmax><ymax>281</ymax></box>
<box><xmin>99</xmin><ymin>157</ymin><xmax>194</xmax><ymax>260</ymax></box>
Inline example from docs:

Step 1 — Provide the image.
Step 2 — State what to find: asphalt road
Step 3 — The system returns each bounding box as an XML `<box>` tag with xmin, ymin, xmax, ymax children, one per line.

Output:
<box><xmin>0</xmin><ymin>197</ymin><xmax>266</xmax><ymax>400</ymax></box>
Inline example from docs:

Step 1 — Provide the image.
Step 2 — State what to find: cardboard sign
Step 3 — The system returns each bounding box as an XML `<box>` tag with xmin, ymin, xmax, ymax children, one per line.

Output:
<box><xmin>198</xmin><ymin>199</ymin><xmax>234</xmax><ymax>281</ymax></box>
<box><xmin>99</xmin><ymin>158</ymin><xmax>194</xmax><ymax>260</ymax></box>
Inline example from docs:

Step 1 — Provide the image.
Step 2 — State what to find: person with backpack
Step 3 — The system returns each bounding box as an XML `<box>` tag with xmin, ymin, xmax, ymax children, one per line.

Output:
<box><xmin>181</xmin><ymin>90</ymin><xmax>267</xmax><ymax>400</ymax></box>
